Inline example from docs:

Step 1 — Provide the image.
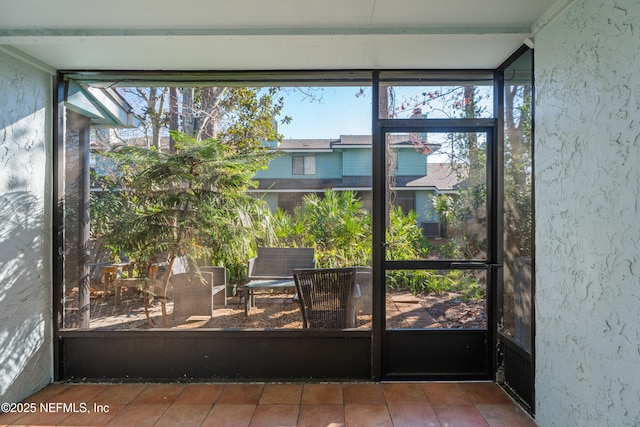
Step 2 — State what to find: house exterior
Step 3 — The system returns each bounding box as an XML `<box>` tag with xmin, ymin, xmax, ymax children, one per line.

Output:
<box><xmin>252</xmin><ymin>135</ymin><xmax>459</xmax><ymax>236</ymax></box>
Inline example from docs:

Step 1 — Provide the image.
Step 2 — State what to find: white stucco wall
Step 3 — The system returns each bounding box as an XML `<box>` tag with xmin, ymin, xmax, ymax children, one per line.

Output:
<box><xmin>0</xmin><ymin>50</ymin><xmax>53</xmax><ymax>403</ymax></box>
<box><xmin>534</xmin><ymin>0</ymin><xmax>640</xmax><ymax>425</ymax></box>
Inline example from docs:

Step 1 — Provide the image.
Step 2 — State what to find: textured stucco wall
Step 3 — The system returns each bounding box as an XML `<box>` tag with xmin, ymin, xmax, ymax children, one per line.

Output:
<box><xmin>534</xmin><ymin>1</ymin><xmax>640</xmax><ymax>425</ymax></box>
<box><xmin>0</xmin><ymin>51</ymin><xmax>53</xmax><ymax>403</ymax></box>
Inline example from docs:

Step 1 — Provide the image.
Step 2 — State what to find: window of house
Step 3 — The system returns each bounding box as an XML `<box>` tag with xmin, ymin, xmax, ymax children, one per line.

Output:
<box><xmin>292</xmin><ymin>155</ymin><xmax>316</xmax><ymax>175</ymax></box>
<box><xmin>393</xmin><ymin>190</ymin><xmax>415</xmax><ymax>214</ymax></box>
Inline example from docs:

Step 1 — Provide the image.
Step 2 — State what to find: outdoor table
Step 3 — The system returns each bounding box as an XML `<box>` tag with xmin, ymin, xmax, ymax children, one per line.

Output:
<box><xmin>242</xmin><ymin>279</ymin><xmax>297</xmax><ymax>316</ymax></box>
<box><xmin>101</xmin><ymin>262</ymin><xmax>134</xmax><ymax>300</ymax></box>
<box><xmin>101</xmin><ymin>262</ymin><xmax>134</xmax><ymax>284</ymax></box>
<box><xmin>109</xmin><ymin>262</ymin><xmax>134</xmax><ymax>278</ymax></box>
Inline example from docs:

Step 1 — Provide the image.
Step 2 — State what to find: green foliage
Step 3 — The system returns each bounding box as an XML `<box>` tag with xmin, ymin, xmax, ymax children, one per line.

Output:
<box><xmin>433</xmin><ymin>194</ymin><xmax>453</xmax><ymax>223</ymax></box>
<box><xmin>270</xmin><ymin>208</ymin><xmax>307</xmax><ymax>248</ymax></box>
<box><xmin>273</xmin><ymin>190</ymin><xmax>372</xmax><ymax>267</ymax></box>
<box><xmin>265</xmin><ymin>191</ymin><xmax>483</xmax><ymax>297</ymax></box>
<box><xmin>386</xmin><ymin>270</ymin><xmax>433</xmax><ymax>294</ymax></box>
<box><xmin>219</xmin><ymin>87</ymin><xmax>290</xmax><ymax>153</ymax></box>
<box><xmin>432</xmin><ymin>238</ymin><xmax>461</xmax><ymax>259</ymax></box>
<box><xmin>95</xmin><ymin>131</ymin><xmax>276</xmax><ymax>278</ymax></box>
<box><xmin>265</xmin><ymin>190</ymin><xmax>485</xmax><ymax>297</ymax></box>
<box><xmin>386</xmin><ymin>269</ymin><xmax>484</xmax><ymax>299</ymax></box>
<box><xmin>385</xmin><ymin>206</ymin><xmax>430</xmax><ymax>260</ymax></box>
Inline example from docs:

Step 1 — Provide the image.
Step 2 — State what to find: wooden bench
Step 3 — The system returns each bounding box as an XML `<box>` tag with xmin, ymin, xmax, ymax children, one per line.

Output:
<box><xmin>242</xmin><ymin>247</ymin><xmax>315</xmax><ymax>315</ymax></box>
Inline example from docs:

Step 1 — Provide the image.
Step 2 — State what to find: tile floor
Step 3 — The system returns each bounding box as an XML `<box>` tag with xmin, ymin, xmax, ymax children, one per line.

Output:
<box><xmin>0</xmin><ymin>381</ymin><xmax>536</xmax><ymax>426</ymax></box>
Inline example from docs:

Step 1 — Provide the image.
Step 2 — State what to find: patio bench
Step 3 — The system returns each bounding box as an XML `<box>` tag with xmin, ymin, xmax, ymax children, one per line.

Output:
<box><xmin>242</xmin><ymin>247</ymin><xmax>315</xmax><ymax>315</ymax></box>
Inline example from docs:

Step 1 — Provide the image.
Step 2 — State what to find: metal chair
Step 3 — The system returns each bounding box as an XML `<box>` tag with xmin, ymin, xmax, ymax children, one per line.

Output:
<box><xmin>293</xmin><ymin>267</ymin><xmax>358</xmax><ymax>329</ymax></box>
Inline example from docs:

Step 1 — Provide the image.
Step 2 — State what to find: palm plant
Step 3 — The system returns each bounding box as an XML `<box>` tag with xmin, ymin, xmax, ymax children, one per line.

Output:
<box><xmin>283</xmin><ymin>190</ymin><xmax>371</xmax><ymax>267</ymax></box>
<box><xmin>385</xmin><ymin>206</ymin><xmax>430</xmax><ymax>260</ymax></box>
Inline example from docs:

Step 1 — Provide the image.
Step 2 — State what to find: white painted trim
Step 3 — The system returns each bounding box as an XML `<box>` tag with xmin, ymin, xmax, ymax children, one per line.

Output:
<box><xmin>0</xmin><ymin>25</ymin><xmax>533</xmax><ymax>40</ymax></box>
<box><xmin>334</xmin><ymin>145</ymin><xmax>372</xmax><ymax>149</ymax></box>
<box><xmin>0</xmin><ymin>45</ymin><xmax>56</xmax><ymax>74</ymax></box>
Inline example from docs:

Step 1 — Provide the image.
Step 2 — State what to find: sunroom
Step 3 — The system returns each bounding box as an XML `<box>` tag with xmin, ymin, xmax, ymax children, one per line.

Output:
<box><xmin>1</xmin><ymin>1</ymin><xmax>639</xmax><ymax>426</ymax></box>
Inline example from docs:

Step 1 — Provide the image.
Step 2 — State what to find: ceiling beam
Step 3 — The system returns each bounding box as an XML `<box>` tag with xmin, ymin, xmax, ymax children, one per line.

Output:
<box><xmin>0</xmin><ymin>25</ymin><xmax>532</xmax><ymax>43</ymax></box>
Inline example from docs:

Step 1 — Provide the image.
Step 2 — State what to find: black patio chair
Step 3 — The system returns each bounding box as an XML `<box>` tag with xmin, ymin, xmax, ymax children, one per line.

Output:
<box><xmin>292</xmin><ymin>267</ymin><xmax>358</xmax><ymax>329</ymax></box>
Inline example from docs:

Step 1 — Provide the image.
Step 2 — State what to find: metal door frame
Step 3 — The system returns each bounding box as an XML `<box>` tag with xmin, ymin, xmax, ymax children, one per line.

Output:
<box><xmin>371</xmin><ymin>72</ymin><xmax>502</xmax><ymax>379</ymax></box>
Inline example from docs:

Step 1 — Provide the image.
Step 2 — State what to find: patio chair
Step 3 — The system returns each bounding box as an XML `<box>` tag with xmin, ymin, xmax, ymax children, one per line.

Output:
<box><xmin>292</xmin><ymin>267</ymin><xmax>359</xmax><ymax>329</ymax></box>
<box><xmin>171</xmin><ymin>267</ymin><xmax>226</xmax><ymax>318</ymax></box>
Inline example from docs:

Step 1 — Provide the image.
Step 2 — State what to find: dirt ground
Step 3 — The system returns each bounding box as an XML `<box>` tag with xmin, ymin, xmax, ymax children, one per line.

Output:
<box><xmin>82</xmin><ymin>288</ymin><xmax>486</xmax><ymax>330</ymax></box>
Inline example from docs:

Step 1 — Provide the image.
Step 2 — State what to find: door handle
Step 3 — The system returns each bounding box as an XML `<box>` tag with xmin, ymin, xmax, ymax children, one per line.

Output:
<box><xmin>450</xmin><ymin>262</ymin><xmax>489</xmax><ymax>269</ymax></box>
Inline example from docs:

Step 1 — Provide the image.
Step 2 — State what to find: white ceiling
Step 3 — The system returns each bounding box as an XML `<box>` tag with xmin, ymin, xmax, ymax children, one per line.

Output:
<box><xmin>0</xmin><ymin>0</ymin><xmax>559</xmax><ymax>71</ymax></box>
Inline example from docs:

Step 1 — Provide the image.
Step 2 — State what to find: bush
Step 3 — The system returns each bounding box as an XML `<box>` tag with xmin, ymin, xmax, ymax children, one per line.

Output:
<box><xmin>272</xmin><ymin>189</ymin><xmax>372</xmax><ymax>268</ymax></box>
<box><xmin>386</xmin><ymin>269</ymin><xmax>484</xmax><ymax>299</ymax></box>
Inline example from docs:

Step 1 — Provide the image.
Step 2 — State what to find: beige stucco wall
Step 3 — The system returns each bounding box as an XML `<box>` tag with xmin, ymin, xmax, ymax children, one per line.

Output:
<box><xmin>0</xmin><ymin>50</ymin><xmax>53</xmax><ymax>403</ymax></box>
<box><xmin>534</xmin><ymin>0</ymin><xmax>640</xmax><ymax>425</ymax></box>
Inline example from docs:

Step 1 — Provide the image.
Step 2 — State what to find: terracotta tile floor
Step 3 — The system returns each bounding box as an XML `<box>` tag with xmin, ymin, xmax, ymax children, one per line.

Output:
<box><xmin>0</xmin><ymin>381</ymin><xmax>536</xmax><ymax>426</ymax></box>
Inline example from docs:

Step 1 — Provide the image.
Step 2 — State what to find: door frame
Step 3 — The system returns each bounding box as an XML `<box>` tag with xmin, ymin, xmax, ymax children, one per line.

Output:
<box><xmin>371</xmin><ymin>71</ymin><xmax>502</xmax><ymax>379</ymax></box>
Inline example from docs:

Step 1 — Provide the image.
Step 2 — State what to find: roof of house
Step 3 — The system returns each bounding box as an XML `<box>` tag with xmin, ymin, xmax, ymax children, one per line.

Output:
<box><xmin>404</xmin><ymin>163</ymin><xmax>465</xmax><ymax>191</ymax></box>
<box><xmin>276</xmin><ymin>134</ymin><xmax>438</xmax><ymax>150</ymax></box>
<box><xmin>277</xmin><ymin>139</ymin><xmax>335</xmax><ymax>151</ymax></box>
<box><xmin>334</xmin><ymin>135</ymin><xmax>371</xmax><ymax>146</ymax></box>
<box><xmin>67</xmin><ymin>81</ymin><xmax>139</xmax><ymax>129</ymax></box>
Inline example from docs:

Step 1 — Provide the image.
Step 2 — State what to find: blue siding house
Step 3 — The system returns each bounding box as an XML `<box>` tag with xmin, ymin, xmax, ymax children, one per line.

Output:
<box><xmin>252</xmin><ymin>135</ymin><xmax>462</xmax><ymax>236</ymax></box>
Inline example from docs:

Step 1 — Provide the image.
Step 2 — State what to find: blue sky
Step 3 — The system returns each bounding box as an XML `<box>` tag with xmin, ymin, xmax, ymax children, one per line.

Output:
<box><xmin>274</xmin><ymin>84</ymin><xmax>493</xmax><ymax>141</ymax></box>
<box><xmin>275</xmin><ymin>86</ymin><xmax>372</xmax><ymax>140</ymax></box>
